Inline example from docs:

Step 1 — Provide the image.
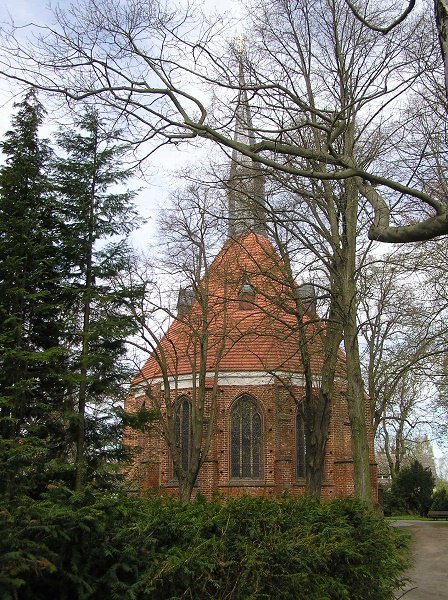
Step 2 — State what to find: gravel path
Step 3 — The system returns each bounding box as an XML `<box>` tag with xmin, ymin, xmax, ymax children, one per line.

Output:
<box><xmin>392</xmin><ymin>520</ymin><xmax>448</xmax><ymax>599</ymax></box>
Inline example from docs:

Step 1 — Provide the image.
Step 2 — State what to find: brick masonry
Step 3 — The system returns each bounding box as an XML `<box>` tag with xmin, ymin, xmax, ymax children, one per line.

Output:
<box><xmin>124</xmin><ymin>232</ymin><xmax>378</xmax><ymax>501</ymax></box>
<box><xmin>124</xmin><ymin>381</ymin><xmax>377</xmax><ymax>501</ymax></box>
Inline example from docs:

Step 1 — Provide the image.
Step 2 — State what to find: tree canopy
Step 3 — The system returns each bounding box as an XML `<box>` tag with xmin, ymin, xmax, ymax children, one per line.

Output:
<box><xmin>0</xmin><ymin>93</ymin><xmax>141</xmax><ymax>496</ymax></box>
<box><xmin>0</xmin><ymin>0</ymin><xmax>446</xmax><ymax>243</ymax></box>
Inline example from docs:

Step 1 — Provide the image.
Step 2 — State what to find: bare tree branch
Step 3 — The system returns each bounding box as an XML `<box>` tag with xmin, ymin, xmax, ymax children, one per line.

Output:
<box><xmin>344</xmin><ymin>0</ymin><xmax>416</xmax><ymax>33</ymax></box>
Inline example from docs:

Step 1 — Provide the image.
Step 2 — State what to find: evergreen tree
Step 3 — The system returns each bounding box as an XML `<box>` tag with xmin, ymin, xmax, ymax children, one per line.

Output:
<box><xmin>386</xmin><ymin>460</ymin><xmax>435</xmax><ymax>516</ymax></box>
<box><xmin>53</xmin><ymin>110</ymin><xmax>141</xmax><ymax>490</ymax></box>
<box><xmin>0</xmin><ymin>91</ymin><xmax>69</xmax><ymax>497</ymax></box>
<box><xmin>430</xmin><ymin>487</ymin><xmax>448</xmax><ymax>511</ymax></box>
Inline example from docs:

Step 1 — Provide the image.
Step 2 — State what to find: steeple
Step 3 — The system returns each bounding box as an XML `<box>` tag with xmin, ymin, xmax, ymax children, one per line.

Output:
<box><xmin>227</xmin><ymin>46</ymin><xmax>266</xmax><ymax>238</ymax></box>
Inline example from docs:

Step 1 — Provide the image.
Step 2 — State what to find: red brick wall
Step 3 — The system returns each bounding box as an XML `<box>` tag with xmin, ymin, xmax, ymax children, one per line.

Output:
<box><xmin>123</xmin><ymin>380</ymin><xmax>378</xmax><ymax>501</ymax></box>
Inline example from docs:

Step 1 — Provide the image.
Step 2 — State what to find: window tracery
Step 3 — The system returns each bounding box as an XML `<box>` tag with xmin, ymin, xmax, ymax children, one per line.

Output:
<box><xmin>230</xmin><ymin>395</ymin><xmax>262</xmax><ymax>479</ymax></box>
<box><xmin>174</xmin><ymin>396</ymin><xmax>191</xmax><ymax>474</ymax></box>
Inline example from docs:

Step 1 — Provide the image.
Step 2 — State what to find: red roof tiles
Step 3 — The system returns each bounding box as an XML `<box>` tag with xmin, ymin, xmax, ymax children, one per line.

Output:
<box><xmin>133</xmin><ymin>233</ymin><xmax>341</xmax><ymax>385</ymax></box>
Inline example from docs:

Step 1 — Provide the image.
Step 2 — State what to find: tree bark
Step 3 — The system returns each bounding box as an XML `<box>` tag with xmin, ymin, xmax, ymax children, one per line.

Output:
<box><xmin>303</xmin><ymin>389</ymin><xmax>331</xmax><ymax>497</ymax></box>
<box><xmin>344</xmin><ymin>320</ymin><xmax>374</xmax><ymax>504</ymax></box>
<box><xmin>304</xmin><ymin>301</ymin><xmax>344</xmax><ymax>498</ymax></box>
<box><xmin>341</xmin><ymin>172</ymin><xmax>374</xmax><ymax>505</ymax></box>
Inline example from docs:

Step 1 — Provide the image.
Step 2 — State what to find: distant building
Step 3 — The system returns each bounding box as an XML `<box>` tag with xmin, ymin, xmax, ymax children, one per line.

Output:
<box><xmin>377</xmin><ymin>436</ymin><xmax>437</xmax><ymax>486</ymax></box>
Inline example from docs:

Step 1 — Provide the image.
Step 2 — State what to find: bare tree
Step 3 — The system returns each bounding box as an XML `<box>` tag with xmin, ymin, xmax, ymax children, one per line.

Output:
<box><xmin>243</xmin><ymin>0</ymin><xmax>395</xmax><ymax>501</ymax></box>
<box><xmin>0</xmin><ymin>0</ymin><xmax>446</xmax><ymax>243</ymax></box>
<box><xmin>408</xmin><ymin>241</ymin><xmax>448</xmax><ymax>443</ymax></box>
<box><xmin>437</xmin><ymin>453</ymin><xmax>448</xmax><ymax>483</ymax></box>
<box><xmin>378</xmin><ymin>377</ymin><xmax>436</xmax><ymax>477</ymax></box>
<box><xmin>120</xmin><ymin>184</ymin><xmax>231</xmax><ymax>503</ymax></box>
<box><xmin>358</xmin><ymin>248</ymin><xmax>447</xmax><ymax>477</ymax></box>
<box><xmin>344</xmin><ymin>0</ymin><xmax>448</xmax><ymax>95</ymax></box>
<box><xmin>272</xmin><ymin>235</ymin><xmax>346</xmax><ymax>499</ymax></box>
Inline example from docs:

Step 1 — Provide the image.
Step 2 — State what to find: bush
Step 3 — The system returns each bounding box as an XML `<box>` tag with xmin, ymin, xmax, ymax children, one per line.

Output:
<box><xmin>382</xmin><ymin>486</ymin><xmax>407</xmax><ymax>517</ymax></box>
<box><xmin>384</xmin><ymin>460</ymin><xmax>435</xmax><ymax>516</ymax></box>
<box><xmin>0</xmin><ymin>489</ymin><xmax>410</xmax><ymax>600</ymax></box>
<box><xmin>430</xmin><ymin>487</ymin><xmax>448</xmax><ymax>511</ymax></box>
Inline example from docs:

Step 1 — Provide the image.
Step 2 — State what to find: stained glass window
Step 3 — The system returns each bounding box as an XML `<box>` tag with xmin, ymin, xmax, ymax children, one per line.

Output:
<box><xmin>175</xmin><ymin>396</ymin><xmax>191</xmax><ymax>474</ymax></box>
<box><xmin>230</xmin><ymin>395</ymin><xmax>262</xmax><ymax>479</ymax></box>
<box><xmin>296</xmin><ymin>411</ymin><xmax>306</xmax><ymax>479</ymax></box>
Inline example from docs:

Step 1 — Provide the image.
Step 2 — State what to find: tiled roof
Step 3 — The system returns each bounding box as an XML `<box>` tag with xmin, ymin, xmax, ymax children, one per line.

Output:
<box><xmin>133</xmin><ymin>233</ymin><xmax>345</xmax><ymax>385</ymax></box>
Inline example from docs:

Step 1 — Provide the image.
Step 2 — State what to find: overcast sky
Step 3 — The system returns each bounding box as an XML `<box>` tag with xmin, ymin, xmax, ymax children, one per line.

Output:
<box><xmin>0</xmin><ymin>0</ymin><xmax>446</xmax><ymax>463</ymax></box>
<box><xmin>0</xmin><ymin>0</ymin><xmax>243</xmax><ymax>248</ymax></box>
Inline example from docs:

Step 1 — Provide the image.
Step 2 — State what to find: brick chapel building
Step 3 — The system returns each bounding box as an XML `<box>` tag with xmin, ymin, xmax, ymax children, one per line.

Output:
<box><xmin>123</xmin><ymin>76</ymin><xmax>377</xmax><ymax>501</ymax></box>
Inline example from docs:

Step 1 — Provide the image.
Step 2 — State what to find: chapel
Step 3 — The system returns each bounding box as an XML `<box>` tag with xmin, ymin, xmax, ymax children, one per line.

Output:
<box><xmin>123</xmin><ymin>70</ymin><xmax>377</xmax><ymax>501</ymax></box>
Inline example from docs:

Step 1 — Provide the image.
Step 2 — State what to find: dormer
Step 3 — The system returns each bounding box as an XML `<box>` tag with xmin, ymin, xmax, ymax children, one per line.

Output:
<box><xmin>177</xmin><ymin>286</ymin><xmax>195</xmax><ymax>319</ymax></box>
<box><xmin>296</xmin><ymin>283</ymin><xmax>317</xmax><ymax>317</ymax></box>
<box><xmin>238</xmin><ymin>276</ymin><xmax>255</xmax><ymax>310</ymax></box>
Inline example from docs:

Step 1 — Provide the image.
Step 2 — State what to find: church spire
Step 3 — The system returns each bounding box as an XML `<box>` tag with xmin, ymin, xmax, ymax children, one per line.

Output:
<box><xmin>228</xmin><ymin>41</ymin><xmax>266</xmax><ymax>238</ymax></box>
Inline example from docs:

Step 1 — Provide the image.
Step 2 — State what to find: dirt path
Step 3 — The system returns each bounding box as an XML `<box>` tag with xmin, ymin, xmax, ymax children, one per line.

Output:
<box><xmin>393</xmin><ymin>520</ymin><xmax>448</xmax><ymax>599</ymax></box>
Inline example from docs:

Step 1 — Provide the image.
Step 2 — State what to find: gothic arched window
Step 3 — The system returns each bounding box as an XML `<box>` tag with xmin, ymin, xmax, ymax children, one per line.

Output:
<box><xmin>296</xmin><ymin>410</ymin><xmax>306</xmax><ymax>479</ymax></box>
<box><xmin>230</xmin><ymin>395</ymin><xmax>262</xmax><ymax>479</ymax></box>
<box><xmin>175</xmin><ymin>396</ymin><xmax>191</xmax><ymax>473</ymax></box>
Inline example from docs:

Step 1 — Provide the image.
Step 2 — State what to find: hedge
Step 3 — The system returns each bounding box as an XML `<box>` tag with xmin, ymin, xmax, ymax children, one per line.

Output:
<box><xmin>0</xmin><ymin>488</ymin><xmax>410</xmax><ymax>599</ymax></box>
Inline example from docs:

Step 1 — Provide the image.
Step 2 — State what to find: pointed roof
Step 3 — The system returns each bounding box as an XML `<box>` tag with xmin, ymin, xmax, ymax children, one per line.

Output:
<box><xmin>132</xmin><ymin>57</ymin><xmax>345</xmax><ymax>389</ymax></box>
<box><xmin>133</xmin><ymin>233</ymin><xmax>343</xmax><ymax>386</ymax></box>
<box><xmin>227</xmin><ymin>55</ymin><xmax>266</xmax><ymax>238</ymax></box>
<box><xmin>233</xmin><ymin>58</ymin><xmax>256</xmax><ymax>151</ymax></box>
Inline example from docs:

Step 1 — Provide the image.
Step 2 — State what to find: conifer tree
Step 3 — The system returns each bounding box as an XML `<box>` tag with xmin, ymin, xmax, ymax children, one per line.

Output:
<box><xmin>53</xmin><ymin>110</ymin><xmax>140</xmax><ymax>490</ymax></box>
<box><xmin>0</xmin><ymin>91</ymin><xmax>68</xmax><ymax>497</ymax></box>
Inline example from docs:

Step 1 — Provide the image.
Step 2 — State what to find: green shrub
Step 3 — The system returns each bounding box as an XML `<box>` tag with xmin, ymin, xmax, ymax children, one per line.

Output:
<box><xmin>0</xmin><ymin>489</ymin><xmax>410</xmax><ymax>600</ymax></box>
<box><xmin>430</xmin><ymin>487</ymin><xmax>448</xmax><ymax>511</ymax></box>
<box><xmin>382</xmin><ymin>486</ymin><xmax>407</xmax><ymax>517</ymax></box>
<box><xmin>384</xmin><ymin>460</ymin><xmax>435</xmax><ymax>516</ymax></box>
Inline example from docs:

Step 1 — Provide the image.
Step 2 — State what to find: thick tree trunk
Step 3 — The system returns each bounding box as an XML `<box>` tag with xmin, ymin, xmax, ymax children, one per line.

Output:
<box><xmin>171</xmin><ymin>411</ymin><xmax>208</xmax><ymax>504</ymax></box>
<box><xmin>304</xmin><ymin>389</ymin><xmax>331</xmax><ymax>497</ymax></box>
<box><xmin>178</xmin><ymin>472</ymin><xmax>198</xmax><ymax>504</ymax></box>
<box><xmin>344</xmin><ymin>322</ymin><xmax>374</xmax><ymax>504</ymax></box>
<box><xmin>279</xmin><ymin>244</ymin><xmax>341</xmax><ymax>498</ymax></box>
<box><xmin>341</xmin><ymin>173</ymin><xmax>374</xmax><ymax>506</ymax></box>
<box><xmin>304</xmin><ymin>301</ymin><xmax>344</xmax><ymax>498</ymax></box>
